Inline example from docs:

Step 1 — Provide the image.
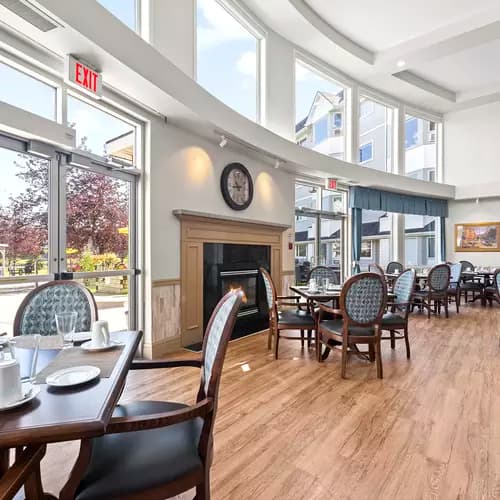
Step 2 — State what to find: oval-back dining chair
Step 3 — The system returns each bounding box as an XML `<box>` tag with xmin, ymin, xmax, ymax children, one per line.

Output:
<box><xmin>60</xmin><ymin>290</ymin><xmax>244</xmax><ymax>500</ymax></box>
<box><xmin>413</xmin><ymin>264</ymin><xmax>450</xmax><ymax>319</ymax></box>
<box><xmin>13</xmin><ymin>281</ymin><xmax>98</xmax><ymax>336</ymax></box>
<box><xmin>307</xmin><ymin>266</ymin><xmax>340</xmax><ymax>285</ymax></box>
<box><xmin>317</xmin><ymin>272</ymin><xmax>387</xmax><ymax>378</ymax></box>
<box><xmin>386</xmin><ymin>261</ymin><xmax>404</xmax><ymax>275</ymax></box>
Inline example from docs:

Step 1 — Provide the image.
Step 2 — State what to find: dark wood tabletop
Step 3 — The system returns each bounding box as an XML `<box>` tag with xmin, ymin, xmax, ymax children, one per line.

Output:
<box><xmin>0</xmin><ymin>330</ymin><xmax>142</xmax><ymax>450</ymax></box>
<box><xmin>289</xmin><ymin>284</ymin><xmax>342</xmax><ymax>301</ymax></box>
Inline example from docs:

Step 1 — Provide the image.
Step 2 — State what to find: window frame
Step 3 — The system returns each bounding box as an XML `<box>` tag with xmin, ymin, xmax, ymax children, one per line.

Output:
<box><xmin>359</xmin><ymin>99</ymin><xmax>374</xmax><ymax>119</ymax></box>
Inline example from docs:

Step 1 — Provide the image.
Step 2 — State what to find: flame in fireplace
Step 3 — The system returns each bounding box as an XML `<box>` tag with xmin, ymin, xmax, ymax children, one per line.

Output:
<box><xmin>229</xmin><ymin>286</ymin><xmax>247</xmax><ymax>303</ymax></box>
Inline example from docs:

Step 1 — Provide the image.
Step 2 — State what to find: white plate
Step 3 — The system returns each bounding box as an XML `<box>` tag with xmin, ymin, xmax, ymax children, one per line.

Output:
<box><xmin>46</xmin><ymin>365</ymin><xmax>100</xmax><ymax>388</ymax></box>
<box><xmin>80</xmin><ymin>340</ymin><xmax>123</xmax><ymax>352</ymax></box>
<box><xmin>0</xmin><ymin>382</ymin><xmax>40</xmax><ymax>411</ymax></box>
<box><xmin>64</xmin><ymin>331</ymin><xmax>91</xmax><ymax>343</ymax></box>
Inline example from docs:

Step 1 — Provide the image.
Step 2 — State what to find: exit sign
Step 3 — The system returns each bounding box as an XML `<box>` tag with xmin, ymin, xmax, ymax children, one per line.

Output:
<box><xmin>66</xmin><ymin>55</ymin><xmax>102</xmax><ymax>97</ymax></box>
<box><xmin>326</xmin><ymin>178</ymin><xmax>337</xmax><ymax>190</ymax></box>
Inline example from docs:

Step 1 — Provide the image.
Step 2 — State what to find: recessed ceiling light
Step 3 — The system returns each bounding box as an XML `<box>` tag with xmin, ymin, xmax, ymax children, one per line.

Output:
<box><xmin>219</xmin><ymin>135</ymin><xmax>228</xmax><ymax>148</ymax></box>
<box><xmin>397</xmin><ymin>60</ymin><xmax>406</xmax><ymax>68</ymax></box>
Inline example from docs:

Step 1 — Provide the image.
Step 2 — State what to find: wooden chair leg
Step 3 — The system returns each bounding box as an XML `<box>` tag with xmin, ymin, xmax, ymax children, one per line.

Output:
<box><xmin>307</xmin><ymin>330</ymin><xmax>312</xmax><ymax>348</ymax></box>
<box><xmin>427</xmin><ymin>300</ymin><xmax>431</xmax><ymax>319</ymax></box>
<box><xmin>24</xmin><ymin>465</ymin><xmax>44</xmax><ymax>500</ymax></box>
<box><xmin>390</xmin><ymin>330</ymin><xmax>395</xmax><ymax>350</ymax></box>
<box><xmin>274</xmin><ymin>331</ymin><xmax>280</xmax><ymax>360</ymax></box>
<box><xmin>444</xmin><ymin>298</ymin><xmax>449</xmax><ymax>318</ymax></box>
<box><xmin>315</xmin><ymin>331</ymin><xmax>320</xmax><ymax>362</ymax></box>
<box><xmin>404</xmin><ymin>326</ymin><xmax>410</xmax><ymax>359</ymax></box>
<box><xmin>368</xmin><ymin>344</ymin><xmax>375</xmax><ymax>362</ymax></box>
<box><xmin>341</xmin><ymin>341</ymin><xmax>348</xmax><ymax>378</ymax></box>
<box><xmin>196</xmin><ymin>466</ymin><xmax>211</xmax><ymax>500</ymax></box>
<box><xmin>267</xmin><ymin>323</ymin><xmax>273</xmax><ymax>350</ymax></box>
<box><xmin>300</xmin><ymin>329</ymin><xmax>304</xmax><ymax>348</ymax></box>
<box><xmin>456</xmin><ymin>292</ymin><xmax>460</xmax><ymax>314</ymax></box>
<box><xmin>375</xmin><ymin>339</ymin><xmax>383</xmax><ymax>379</ymax></box>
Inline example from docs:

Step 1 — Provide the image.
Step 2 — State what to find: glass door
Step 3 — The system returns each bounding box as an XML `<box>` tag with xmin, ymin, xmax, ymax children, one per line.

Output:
<box><xmin>0</xmin><ymin>136</ymin><xmax>57</xmax><ymax>335</ymax></box>
<box><xmin>60</xmin><ymin>155</ymin><xmax>138</xmax><ymax>332</ymax></box>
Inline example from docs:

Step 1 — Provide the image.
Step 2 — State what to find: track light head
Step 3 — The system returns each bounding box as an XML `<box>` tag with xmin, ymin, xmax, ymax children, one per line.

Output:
<box><xmin>219</xmin><ymin>135</ymin><xmax>228</xmax><ymax>148</ymax></box>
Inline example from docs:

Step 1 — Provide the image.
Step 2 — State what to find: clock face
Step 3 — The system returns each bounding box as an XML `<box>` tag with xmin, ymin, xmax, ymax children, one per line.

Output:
<box><xmin>221</xmin><ymin>163</ymin><xmax>253</xmax><ymax>210</ymax></box>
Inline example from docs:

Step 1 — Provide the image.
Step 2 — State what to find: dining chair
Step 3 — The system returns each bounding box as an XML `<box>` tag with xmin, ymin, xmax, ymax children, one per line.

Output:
<box><xmin>386</xmin><ymin>261</ymin><xmax>404</xmax><ymax>275</ymax></box>
<box><xmin>484</xmin><ymin>270</ymin><xmax>500</xmax><ymax>306</ymax></box>
<box><xmin>60</xmin><ymin>290</ymin><xmax>244</xmax><ymax>500</ymax></box>
<box><xmin>381</xmin><ymin>269</ymin><xmax>416</xmax><ymax>358</ymax></box>
<box><xmin>412</xmin><ymin>264</ymin><xmax>451</xmax><ymax>319</ymax></box>
<box><xmin>13</xmin><ymin>280</ymin><xmax>98</xmax><ymax>336</ymax></box>
<box><xmin>316</xmin><ymin>272</ymin><xmax>387</xmax><ymax>379</ymax></box>
<box><xmin>307</xmin><ymin>265</ymin><xmax>340</xmax><ymax>285</ymax></box>
<box><xmin>460</xmin><ymin>261</ymin><xmax>484</xmax><ymax>303</ymax></box>
<box><xmin>260</xmin><ymin>267</ymin><xmax>316</xmax><ymax>358</ymax></box>
<box><xmin>447</xmin><ymin>263</ymin><xmax>463</xmax><ymax>313</ymax></box>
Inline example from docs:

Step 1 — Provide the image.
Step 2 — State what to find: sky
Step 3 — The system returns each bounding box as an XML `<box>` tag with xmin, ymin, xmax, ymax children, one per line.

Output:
<box><xmin>97</xmin><ymin>0</ymin><xmax>136</xmax><ymax>30</ymax></box>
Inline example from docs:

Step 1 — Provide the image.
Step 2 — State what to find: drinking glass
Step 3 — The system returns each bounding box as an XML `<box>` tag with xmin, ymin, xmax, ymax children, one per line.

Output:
<box><xmin>55</xmin><ymin>312</ymin><xmax>77</xmax><ymax>348</ymax></box>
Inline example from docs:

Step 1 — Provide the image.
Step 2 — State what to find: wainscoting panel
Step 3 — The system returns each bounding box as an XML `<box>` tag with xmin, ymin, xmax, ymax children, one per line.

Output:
<box><xmin>282</xmin><ymin>270</ymin><xmax>295</xmax><ymax>296</ymax></box>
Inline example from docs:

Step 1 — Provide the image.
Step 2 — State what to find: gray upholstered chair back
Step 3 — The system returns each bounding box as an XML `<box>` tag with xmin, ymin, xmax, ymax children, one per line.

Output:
<box><xmin>202</xmin><ymin>290</ymin><xmax>242</xmax><ymax>394</ymax></box>
<box><xmin>368</xmin><ymin>263</ymin><xmax>385</xmax><ymax>276</ymax></box>
<box><xmin>260</xmin><ymin>268</ymin><xmax>275</xmax><ymax>310</ymax></box>
<box><xmin>342</xmin><ymin>273</ymin><xmax>386</xmax><ymax>325</ymax></box>
<box><xmin>394</xmin><ymin>269</ymin><xmax>416</xmax><ymax>306</ymax></box>
<box><xmin>308</xmin><ymin>266</ymin><xmax>339</xmax><ymax>284</ymax></box>
<box><xmin>428</xmin><ymin>264</ymin><xmax>451</xmax><ymax>292</ymax></box>
<box><xmin>14</xmin><ymin>281</ymin><xmax>97</xmax><ymax>336</ymax></box>
<box><xmin>449</xmin><ymin>263</ymin><xmax>462</xmax><ymax>286</ymax></box>
<box><xmin>386</xmin><ymin>261</ymin><xmax>404</xmax><ymax>274</ymax></box>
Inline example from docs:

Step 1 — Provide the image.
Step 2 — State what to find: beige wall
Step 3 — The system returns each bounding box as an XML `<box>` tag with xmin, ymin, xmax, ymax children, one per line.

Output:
<box><xmin>446</xmin><ymin>198</ymin><xmax>500</xmax><ymax>267</ymax></box>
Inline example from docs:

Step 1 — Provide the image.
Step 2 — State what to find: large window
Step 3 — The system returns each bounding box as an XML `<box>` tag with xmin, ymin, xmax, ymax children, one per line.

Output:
<box><xmin>404</xmin><ymin>215</ymin><xmax>439</xmax><ymax>267</ymax></box>
<box><xmin>0</xmin><ymin>61</ymin><xmax>56</xmax><ymax>120</ymax></box>
<box><xmin>196</xmin><ymin>0</ymin><xmax>259</xmax><ymax>121</ymax></box>
<box><xmin>360</xmin><ymin>210</ymin><xmax>392</xmax><ymax>271</ymax></box>
<box><xmin>294</xmin><ymin>183</ymin><xmax>346</xmax><ymax>284</ymax></box>
<box><xmin>359</xmin><ymin>96</ymin><xmax>393</xmax><ymax>172</ymax></box>
<box><xmin>295</xmin><ymin>60</ymin><xmax>346</xmax><ymax>160</ymax></box>
<box><xmin>405</xmin><ymin>114</ymin><xmax>438</xmax><ymax>181</ymax></box>
<box><xmin>98</xmin><ymin>0</ymin><xmax>137</xmax><ymax>30</ymax></box>
<box><xmin>67</xmin><ymin>95</ymin><xmax>136</xmax><ymax>164</ymax></box>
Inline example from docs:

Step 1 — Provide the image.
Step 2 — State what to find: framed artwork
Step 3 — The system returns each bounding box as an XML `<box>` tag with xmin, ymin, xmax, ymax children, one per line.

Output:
<box><xmin>455</xmin><ymin>222</ymin><xmax>500</xmax><ymax>252</ymax></box>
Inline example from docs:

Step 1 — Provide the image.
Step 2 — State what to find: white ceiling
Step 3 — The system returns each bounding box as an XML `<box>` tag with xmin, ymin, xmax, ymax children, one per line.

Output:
<box><xmin>243</xmin><ymin>0</ymin><xmax>500</xmax><ymax>114</ymax></box>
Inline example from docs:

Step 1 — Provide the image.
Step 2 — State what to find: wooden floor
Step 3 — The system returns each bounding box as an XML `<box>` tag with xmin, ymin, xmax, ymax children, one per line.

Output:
<box><xmin>40</xmin><ymin>302</ymin><xmax>500</xmax><ymax>499</ymax></box>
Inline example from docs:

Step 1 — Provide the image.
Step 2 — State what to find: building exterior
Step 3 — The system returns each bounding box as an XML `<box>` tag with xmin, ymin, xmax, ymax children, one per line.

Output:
<box><xmin>295</xmin><ymin>93</ymin><xmax>438</xmax><ymax>271</ymax></box>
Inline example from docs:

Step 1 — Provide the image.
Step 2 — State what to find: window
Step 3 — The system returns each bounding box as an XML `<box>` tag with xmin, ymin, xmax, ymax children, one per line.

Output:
<box><xmin>405</xmin><ymin>114</ymin><xmax>438</xmax><ymax>180</ymax></box>
<box><xmin>360</xmin><ymin>99</ymin><xmax>374</xmax><ymax>118</ymax></box>
<box><xmin>67</xmin><ymin>96</ymin><xmax>136</xmax><ymax>164</ymax></box>
<box><xmin>313</xmin><ymin>116</ymin><xmax>329</xmax><ymax>145</ymax></box>
<box><xmin>295</xmin><ymin>59</ymin><xmax>346</xmax><ymax>160</ymax></box>
<box><xmin>0</xmin><ymin>61</ymin><xmax>56</xmax><ymax>120</ymax></box>
<box><xmin>404</xmin><ymin>215</ymin><xmax>439</xmax><ymax>266</ymax></box>
<box><xmin>361</xmin><ymin>241</ymin><xmax>372</xmax><ymax>258</ymax></box>
<box><xmin>294</xmin><ymin>183</ymin><xmax>346</xmax><ymax>283</ymax></box>
<box><xmin>359</xmin><ymin>142</ymin><xmax>373</xmax><ymax>163</ymax></box>
<box><xmin>196</xmin><ymin>0</ymin><xmax>259</xmax><ymax>121</ymax></box>
<box><xmin>359</xmin><ymin>96</ymin><xmax>393</xmax><ymax>172</ymax></box>
<box><xmin>98</xmin><ymin>0</ymin><xmax>137</xmax><ymax>30</ymax></box>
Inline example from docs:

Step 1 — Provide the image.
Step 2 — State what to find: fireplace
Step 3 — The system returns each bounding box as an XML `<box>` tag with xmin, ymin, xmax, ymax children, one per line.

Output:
<box><xmin>204</xmin><ymin>243</ymin><xmax>270</xmax><ymax>339</ymax></box>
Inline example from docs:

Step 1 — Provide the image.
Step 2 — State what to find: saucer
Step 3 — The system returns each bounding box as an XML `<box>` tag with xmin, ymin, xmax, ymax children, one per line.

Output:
<box><xmin>80</xmin><ymin>340</ymin><xmax>123</xmax><ymax>352</ymax></box>
<box><xmin>0</xmin><ymin>382</ymin><xmax>40</xmax><ymax>411</ymax></box>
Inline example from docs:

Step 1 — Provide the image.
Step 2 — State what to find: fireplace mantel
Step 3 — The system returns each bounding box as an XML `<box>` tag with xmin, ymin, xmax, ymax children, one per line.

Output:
<box><xmin>173</xmin><ymin>209</ymin><xmax>291</xmax><ymax>230</ymax></box>
<box><xmin>175</xmin><ymin>209</ymin><xmax>286</xmax><ymax>347</ymax></box>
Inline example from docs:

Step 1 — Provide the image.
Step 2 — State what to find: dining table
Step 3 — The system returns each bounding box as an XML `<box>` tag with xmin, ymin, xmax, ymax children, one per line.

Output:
<box><xmin>0</xmin><ymin>330</ymin><xmax>142</xmax><ymax>499</ymax></box>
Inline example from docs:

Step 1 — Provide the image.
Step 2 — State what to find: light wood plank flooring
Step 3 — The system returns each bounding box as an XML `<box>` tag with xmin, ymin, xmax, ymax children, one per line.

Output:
<box><xmin>40</xmin><ymin>303</ymin><xmax>500</xmax><ymax>499</ymax></box>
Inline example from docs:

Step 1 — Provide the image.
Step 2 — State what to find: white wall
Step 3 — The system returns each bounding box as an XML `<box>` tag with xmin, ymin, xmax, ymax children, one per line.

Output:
<box><xmin>446</xmin><ymin>198</ymin><xmax>500</xmax><ymax>266</ymax></box>
<box><xmin>149</xmin><ymin>120</ymin><xmax>295</xmax><ymax>279</ymax></box>
<box><xmin>444</xmin><ymin>102</ymin><xmax>500</xmax><ymax>187</ymax></box>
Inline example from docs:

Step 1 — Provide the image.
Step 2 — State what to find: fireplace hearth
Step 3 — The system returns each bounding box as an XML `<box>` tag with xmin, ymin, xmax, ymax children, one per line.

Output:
<box><xmin>204</xmin><ymin>243</ymin><xmax>270</xmax><ymax>339</ymax></box>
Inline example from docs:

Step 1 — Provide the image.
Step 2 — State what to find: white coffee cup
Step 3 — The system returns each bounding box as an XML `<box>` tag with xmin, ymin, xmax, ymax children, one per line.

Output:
<box><xmin>91</xmin><ymin>320</ymin><xmax>110</xmax><ymax>347</ymax></box>
<box><xmin>0</xmin><ymin>351</ymin><xmax>22</xmax><ymax>406</ymax></box>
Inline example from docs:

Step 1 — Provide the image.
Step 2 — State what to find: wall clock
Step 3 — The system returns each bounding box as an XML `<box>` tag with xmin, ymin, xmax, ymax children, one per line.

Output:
<box><xmin>220</xmin><ymin>162</ymin><xmax>254</xmax><ymax>211</ymax></box>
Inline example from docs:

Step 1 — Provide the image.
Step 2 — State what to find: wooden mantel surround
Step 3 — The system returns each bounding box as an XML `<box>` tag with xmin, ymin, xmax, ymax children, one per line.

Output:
<box><xmin>173</xmin><ymin>210</ymin><xmax>290</xmax><ymax>347</ymax></box>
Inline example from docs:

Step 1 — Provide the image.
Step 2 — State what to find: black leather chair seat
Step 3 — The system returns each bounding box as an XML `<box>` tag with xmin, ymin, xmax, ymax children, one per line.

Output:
<box><xmin>381</xmin><ymin>312</ymin><xmax>405</xmax><ymax>327</ymax></box>
<box><xmin>461</xmin><ymin>282</ymin><xmax>483</xmax><ymax>291</ymax></box>
<box><xmin>75</xmin><ymin>401</ymin><xmax>204</xmax><ymax>500</ymax></box>
<box><xmin>484</xmin><ymin>287</ymin><xmax>497</xmax><ymax>295</ymax></box>
<box><xmin>278</xmin><ymin>309</ymin><xmax>315</xmax><ymax>328</ymax></box>
<box><xmin>320</xmin><ymin>318</ymin><xmax>374</xmax><ymax>336</ymax></box>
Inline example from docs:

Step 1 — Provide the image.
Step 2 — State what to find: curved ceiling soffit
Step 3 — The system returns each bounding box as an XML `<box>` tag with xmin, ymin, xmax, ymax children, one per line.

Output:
<box><xmin>288</xmin><ymin>0</ymin><xmax>375</xmax><ymax>65</ymax></box>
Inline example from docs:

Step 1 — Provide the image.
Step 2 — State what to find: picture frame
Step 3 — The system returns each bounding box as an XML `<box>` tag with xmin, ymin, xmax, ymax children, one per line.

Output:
<box><xmin>455</xmin><ymin>222</ymin><xmax>500</xmax><ymax>252</ymax></box>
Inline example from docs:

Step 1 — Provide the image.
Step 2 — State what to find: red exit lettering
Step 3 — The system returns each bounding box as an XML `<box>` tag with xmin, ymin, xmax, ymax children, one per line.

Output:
<box><xmin>74</xmin><ymin>62</ymin><xmax>98</xmax><ymax>93</ymax></box>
